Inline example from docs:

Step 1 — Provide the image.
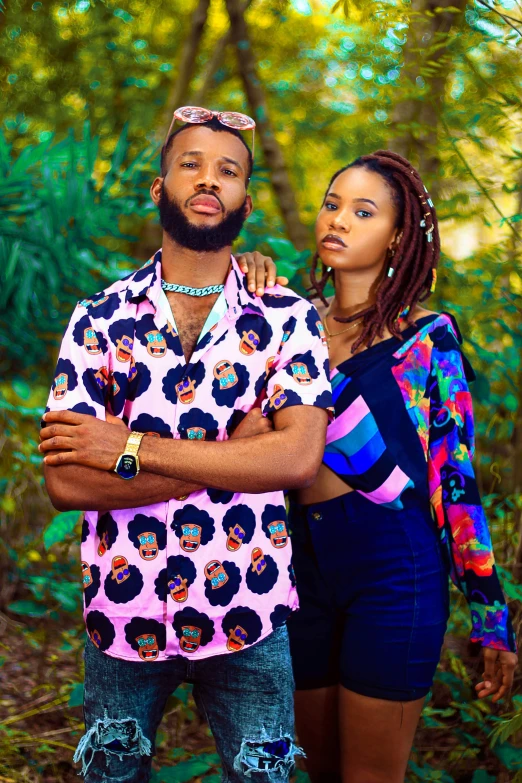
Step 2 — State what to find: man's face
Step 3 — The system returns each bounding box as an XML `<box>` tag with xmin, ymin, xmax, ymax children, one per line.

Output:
<box><xmin>151</xmin><ymin>125</ymin><xmax>252</xmax><ymax>252</ymax></box>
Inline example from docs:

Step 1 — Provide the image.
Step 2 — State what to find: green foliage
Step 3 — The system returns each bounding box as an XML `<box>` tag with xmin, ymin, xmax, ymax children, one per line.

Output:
<box><xmin>1</xmin><ymin>0</ymin><xmax>522</xmax><ymax>779</ymax></box>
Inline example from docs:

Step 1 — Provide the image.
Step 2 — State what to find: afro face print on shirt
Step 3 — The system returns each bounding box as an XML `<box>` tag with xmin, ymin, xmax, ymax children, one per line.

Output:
<box><xmin>127</xmin><ymin>515</ymin><xmax>167</xmax><ymax>561</ymax></box>
<box><xmin>173</xmin><ymin>607</ymin><xmax>215</xmax><ymax>654</ymax></box>
<box><xmin>235</xmin><ymin>314</ymin><xmax>273</xmax><ymax>357</ymax></box>
<box><xmin>261</xmin><ymin>505</ymin><xmax>288</xmax><ymax>549</ymax></box>
<box><xmin>171</xmin><ymin>505</ymin><xmax>215</xmax><ymax>553</ymax></box>
<box><xmin>222</xmin><ymin>505</ymin><xmax>256</xmax><ymax>552</ymax></box>
<box><xmin>163</xmin><ymin>363</ymin><xmax>206</xmax><ymax>406</ymax></box>
<box><xmin>222</xmin><ymin>606</ymin><xmax>262</xmax><ymax>652</ymax></box>
<box><xmin>52</xmin><ymin>358</ymin><xmax>78</xmax><ymax>401</ymax></box>
<box><xmin>86</xmin><ymin>610</ymin><xmax>116</xmax><ymax>651</ymax></box>
<box><xmin>45</xmin><ymin>252</ymin><xmax>332</xmax><ymax>662</ymax></box>
<box><xmin>155</xmin><ymin>555</ymin><xmax>197</xmax><ymax>604</ymax></box>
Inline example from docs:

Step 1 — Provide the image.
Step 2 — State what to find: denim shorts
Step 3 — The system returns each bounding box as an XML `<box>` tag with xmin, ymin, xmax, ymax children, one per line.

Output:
<box><xmin>286</xmin><ymin>491</ymin><xmax>449</xmax><ymax>702</ymax></box>
<box><xmin>76</xmin><ymin>624</ymin><xmax>301</xmax><ymax>783</ymax></box>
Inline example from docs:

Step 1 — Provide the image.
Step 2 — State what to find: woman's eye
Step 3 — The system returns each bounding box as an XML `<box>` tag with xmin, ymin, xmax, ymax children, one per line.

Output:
<box><xmin>356</xmin><ymin>209</ymin><xmax>373</xmax><ymax>218</ymax></box>
<box><xmin>325</xmin><ymin>202</ymin><xmax>337</xmax><ymax>210</ymax></box>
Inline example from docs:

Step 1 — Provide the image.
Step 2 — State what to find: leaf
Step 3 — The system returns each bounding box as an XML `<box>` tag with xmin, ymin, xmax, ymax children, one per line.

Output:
<box><xmin>43</xmin><ymin>510</ymin><xmax>81</xmax><ymax>550</ymax></box>
<box><xmin>7</xmin><ymin>599</ymin><xmax>47</xmax><ymax>617</ymax></box>
<box><xmin>69</xmin><ymin>683</ymin><xmax>84</xmax><ymax>707</ymax></box>
<box><xmin>472</xmin><ymin>771</ymin><xmax>496</xmax><ymax>782</ymax></box>
<box><xmin>155</xmin><ymin>756</ymin><xmax>215</xmax><ymax>783</ymax></box>
<box><xmin>492</xmin><ymin>741</ymin><xmax>522</xmax><ymax>770</ymax></box>
<box><xmin>266</xmin><ymin>237</ymin><xmax>300</xmax><ymax>262</ymax></box>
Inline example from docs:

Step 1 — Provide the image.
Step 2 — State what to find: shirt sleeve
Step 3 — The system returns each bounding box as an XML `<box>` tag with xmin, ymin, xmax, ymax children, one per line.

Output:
<box><xmin>428</xmin><ymin>320</ymin><xmax>516</xmax><ymax>652</ymax></box>
<box><xmin>261</xmin><ymin>301</ymin><xmax>333</xmax><ymax>418</ymax></box>
<box><xmin>45</xmin><ymin>302</ymin><xmax>111</xmax><ymax>421</ymax></box>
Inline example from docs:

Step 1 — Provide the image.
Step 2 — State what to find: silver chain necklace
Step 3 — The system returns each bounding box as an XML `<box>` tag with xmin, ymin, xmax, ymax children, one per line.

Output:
<box><xmin>161</xmin><ymin>280</ymin><xmax>224</xmax><ymax>297</ymax></box>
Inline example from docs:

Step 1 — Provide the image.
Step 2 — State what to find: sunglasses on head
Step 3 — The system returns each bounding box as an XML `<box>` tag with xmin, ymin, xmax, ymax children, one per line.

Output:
<box><xmin>165</xmin><ymin>105</ymin><xmax>256</xmax><ymax>159</ymax></box>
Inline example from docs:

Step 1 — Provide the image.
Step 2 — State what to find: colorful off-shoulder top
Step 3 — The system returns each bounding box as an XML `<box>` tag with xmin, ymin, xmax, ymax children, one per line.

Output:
<box><xmin>324</xmin><ymin>312</ymin><xmax>516</xmax><ymax>653</ymax></box>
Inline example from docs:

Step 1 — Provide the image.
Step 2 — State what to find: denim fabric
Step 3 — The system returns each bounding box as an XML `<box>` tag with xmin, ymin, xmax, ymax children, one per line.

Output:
<box><xmin>78</xmin><ymin>625</ymin><xmax>300</xmax><ymax>782</ymax></box>
<box><xmin>287</xmin><ymin>491</ymin><xmax>450</xmax><ymax>701</ymax></box>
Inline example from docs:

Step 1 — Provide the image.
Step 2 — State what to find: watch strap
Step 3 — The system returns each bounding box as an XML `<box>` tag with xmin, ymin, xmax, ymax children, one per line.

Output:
<box><xmin>125</xmin><ymin>431</ymin><xmax>145</xmax><ymax>457</ymax></box>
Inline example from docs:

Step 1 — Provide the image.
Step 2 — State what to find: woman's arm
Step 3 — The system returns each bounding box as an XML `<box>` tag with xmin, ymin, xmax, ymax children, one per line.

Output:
<box><xmin>427</xmin><ymin>319</ymin><xmax>517</xmax><ymax>699</ymax></box>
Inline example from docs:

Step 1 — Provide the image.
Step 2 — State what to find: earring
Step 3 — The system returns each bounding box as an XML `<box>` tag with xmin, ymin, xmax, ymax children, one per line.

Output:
<box><xmin>326</xmin><ymin>266</ymin><xmax>332</xmax><ymax>272</ymax></box>
<box><xmin>387</xmin><ymin>267</ymin><xmax>395</xmax><ymax>278</ymax></box>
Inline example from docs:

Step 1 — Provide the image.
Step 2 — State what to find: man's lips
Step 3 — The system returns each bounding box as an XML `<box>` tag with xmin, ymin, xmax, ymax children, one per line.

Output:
<box><xmin>189</xmin><ymin>195</ymin><xmax>222</xmax><ymax>214</ymax></box>
<box><xmin>322</xmin><ymin>234</ymin><xmax>347</xmax><ymax>250</ymax></box>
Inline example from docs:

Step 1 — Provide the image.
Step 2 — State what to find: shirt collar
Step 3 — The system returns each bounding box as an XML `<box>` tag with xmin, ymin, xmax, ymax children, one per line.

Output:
<box><xmin>125</xmin><ymin>249</ymin><xmax>265</xmax><ymax>318</ymax></box>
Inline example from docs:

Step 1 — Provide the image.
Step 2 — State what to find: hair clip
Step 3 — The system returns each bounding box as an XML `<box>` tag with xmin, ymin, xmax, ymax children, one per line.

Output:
<box><xmin>430</xmin><ymin>269</ymin><xmax>437</xmax><ymax>293</ymax></box>
<box><xmin>420</xmin><ymin>219</ymin><xmax>426</xmax><ymax>227</ymax></box>
<box><xmin>387</xmin><ymin>267</ymin><xmax>395</xmax><ymax>278</ymax></box>
<box><xmin>427</xmin><ymin>198</ymin><xmax>434</xmax><ymax>207</ymax></box>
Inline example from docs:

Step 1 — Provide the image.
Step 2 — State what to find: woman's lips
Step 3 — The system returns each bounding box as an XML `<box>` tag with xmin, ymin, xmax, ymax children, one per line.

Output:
<box><xmin>321</xmin><ymin>234</ymin><xmax>347</xmax><ymax>250</ymax></box>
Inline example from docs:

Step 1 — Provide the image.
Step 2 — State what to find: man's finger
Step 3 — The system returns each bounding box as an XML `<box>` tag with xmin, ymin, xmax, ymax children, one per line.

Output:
<box><xmin>39</xmin><ymin>436</ymin><xmax>75</xmax><ymax>452</ymax></box>
<box><xmin>40</xmin><ymin>423</ymin><xmax>78</xmax><ymax>441</ymax></box>
<box><xmin>43</xmin><ymin>450</ymin><xmax>77</xmax><ymax>466</ymax></box>
<box><xmin>245</xmin><ymin>259</ymin><xmax>257</xmax><ymax>292</ymax></box>
<box><xmin>43</xmin><ymin>410</ymin><xmax>86</xmax><ymax>425</ymax></box>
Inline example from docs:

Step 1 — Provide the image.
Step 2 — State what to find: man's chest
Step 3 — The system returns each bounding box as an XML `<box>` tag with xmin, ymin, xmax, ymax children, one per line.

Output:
<box><xmin>105</xmin><ymin>306</ymin><xmax>280</xmax><ymax>436</ymax></box>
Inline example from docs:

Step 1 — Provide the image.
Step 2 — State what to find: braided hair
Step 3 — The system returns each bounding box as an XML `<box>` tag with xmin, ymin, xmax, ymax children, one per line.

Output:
<box><xmin>310</xmin><ymin>150</ymin><xmax>440</xmax><ymax>353</ymax></box>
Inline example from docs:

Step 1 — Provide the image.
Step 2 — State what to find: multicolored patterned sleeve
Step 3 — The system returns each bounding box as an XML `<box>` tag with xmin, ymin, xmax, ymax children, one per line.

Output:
<box><xmin>261</xmin><ymin>302</ymin><xmax>333</xmax><ymax>418</ymax></box>
<box><xmin>45</xmin><ymin>301</ymin><xmax>111</xmax><ymax>420</ymax></box>
<box><xmin>427</xmin><ymin>318</ymin><xmax>516</xmax><ymax>652</ymax></box>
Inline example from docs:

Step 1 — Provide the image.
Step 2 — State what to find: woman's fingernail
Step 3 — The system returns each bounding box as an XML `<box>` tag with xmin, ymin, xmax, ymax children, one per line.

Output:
<box><xmin>485</xmin><ymin>681</ymin><xmax>492</xmax><ymax>688</ymax></box>
<box><xmin>248</xmin><ymin>284</ymin><xmax>255</xmax><ymax>291</ymax></box>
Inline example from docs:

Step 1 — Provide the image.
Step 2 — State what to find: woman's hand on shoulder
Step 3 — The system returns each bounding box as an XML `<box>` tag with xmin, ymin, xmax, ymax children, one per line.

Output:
<box><xmin>475</xmin><ymin>647</ymin><xmax>518</xmax><ymax>702</ymax></box>
<box><xmin>236</xmin><ymin>251</ymin><xmax>289</xmax><ymax>296</ymax></box>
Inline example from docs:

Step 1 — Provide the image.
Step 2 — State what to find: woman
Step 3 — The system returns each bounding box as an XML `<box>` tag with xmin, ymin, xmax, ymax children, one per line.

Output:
<box><xmin>237</xmin><ymin>150</ymin><xmax>517</xmax><ymax>783</ymax></box>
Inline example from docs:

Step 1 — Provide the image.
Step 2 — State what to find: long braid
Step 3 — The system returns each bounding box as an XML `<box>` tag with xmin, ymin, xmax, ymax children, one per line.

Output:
<box><xmin>309</xmin><ymin>150</ymin><xmax>439</xmax><ymax>353</ymax></box>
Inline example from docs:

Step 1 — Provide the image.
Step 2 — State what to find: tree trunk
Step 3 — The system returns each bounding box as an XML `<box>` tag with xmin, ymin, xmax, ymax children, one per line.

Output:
<box><xmin>389</xmin><ymin>0</ymin><xmax>468</xmax><ymax>197</ymax></box>
<box><xmin>192</xmin><ymin>0</ymin><xmax>253</xmax><ymax>106</ymax></box>
<box><xmin>161</xmin><ymin>0</ymin><xmax>211</xmax><ymax>136</ymax></box>
<box><xmin>224</xmin><ymin>0</ymin><xmax>309</xmax><ymax>250</ymax></box>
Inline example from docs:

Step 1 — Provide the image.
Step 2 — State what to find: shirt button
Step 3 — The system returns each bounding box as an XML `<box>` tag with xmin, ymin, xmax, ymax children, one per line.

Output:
<box><xmin>311</xmin><ymin>511</ymin><xmax>322</xmax><ymax>521</ymax></box>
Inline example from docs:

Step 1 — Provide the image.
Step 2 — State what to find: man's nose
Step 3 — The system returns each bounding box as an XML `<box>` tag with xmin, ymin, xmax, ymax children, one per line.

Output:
<box><xmin>195</xmin><ymin>165</ymin><xmax>220</xmax><ymax>191</ymax></box>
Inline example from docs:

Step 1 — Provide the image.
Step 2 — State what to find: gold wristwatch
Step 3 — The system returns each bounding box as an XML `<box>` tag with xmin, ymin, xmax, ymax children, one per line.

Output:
<box><xmin>114</xmin><ymin>431</ymin><xmax>145</xmax><ymax>480</ymax></box>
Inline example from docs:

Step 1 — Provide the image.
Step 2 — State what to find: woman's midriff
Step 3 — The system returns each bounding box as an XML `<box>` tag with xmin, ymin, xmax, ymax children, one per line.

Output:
<box><xmin>296</xmin><ymin>462</ymin><xmax>354</xmax><ymax>505</ymax></box>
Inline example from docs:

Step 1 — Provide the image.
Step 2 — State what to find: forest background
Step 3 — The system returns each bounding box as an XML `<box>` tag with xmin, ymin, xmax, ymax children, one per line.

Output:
<box><xmin>1</xmin><ymin>0</ymin><xmax>522</xmax><ymax>780</ymax></box>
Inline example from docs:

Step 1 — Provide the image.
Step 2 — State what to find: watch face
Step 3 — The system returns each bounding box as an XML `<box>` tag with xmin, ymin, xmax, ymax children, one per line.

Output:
<box><xmin>116</xmin><ymin>454</ymin><xmax>138</xmax><ymax>480</ymax></box>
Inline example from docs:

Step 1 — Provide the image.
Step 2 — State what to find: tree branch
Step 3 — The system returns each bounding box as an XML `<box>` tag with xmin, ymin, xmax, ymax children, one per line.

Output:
<box><xmin>224</xmin><ymin>0</ymin><xmax>309</xmax><ymax>250</ymax></box>
<box><xmin>192</xmin><ymin>0</ymin><xmax>253</xmax><ymax>106</ymax></box>
<box><xmin>441</xmin><ymin>118</ymin><xmax>522</xmax><ymax>242</ymax></box>
<box><xmin>475</xmin><ymin>0</ymin><xmax>522</xmax><ymax>36</ymax></box>
<box><xmin>162</xmin><ymin>0</ymin><xmax>211</xmax><ymax>136</ymax></box>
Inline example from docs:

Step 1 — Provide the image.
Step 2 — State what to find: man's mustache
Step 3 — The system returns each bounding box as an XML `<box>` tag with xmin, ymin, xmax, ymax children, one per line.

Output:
<box><xmin>185</xmin><ymin>189</ymin><xmax>225</xmax><ymax>213</ymax></box>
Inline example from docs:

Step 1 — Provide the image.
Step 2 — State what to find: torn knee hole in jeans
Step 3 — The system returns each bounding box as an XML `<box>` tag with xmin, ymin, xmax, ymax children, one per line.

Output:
<box><xmin>233</xmin><ymin>730</ymin><xmax>305</xmax><ymax>778</ymax></box>
<box><xmin>73</xmin><ymin>709</ymin><xmax>152</xmax><ymax>777</ymax></box>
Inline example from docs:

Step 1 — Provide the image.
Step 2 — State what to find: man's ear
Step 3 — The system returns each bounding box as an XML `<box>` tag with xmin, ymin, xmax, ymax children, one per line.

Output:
<box><xmin>243</xmin><ymin>194</ymin><xmax>253</xmax><ymax>219</ymax></box>
<box><xmin>150</xmin><ymin>177</ymin><xmax>163</xmax><ymax>206</ymax></box>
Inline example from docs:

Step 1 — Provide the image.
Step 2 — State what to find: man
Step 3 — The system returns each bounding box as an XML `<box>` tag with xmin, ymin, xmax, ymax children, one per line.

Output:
<box><xmin>40</xmin><ymin>112</ymin><xmax>332</xmax><ymax>783</ymax></box>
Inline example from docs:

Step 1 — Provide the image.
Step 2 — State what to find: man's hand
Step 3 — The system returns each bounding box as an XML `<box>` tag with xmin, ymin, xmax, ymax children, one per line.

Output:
<box><xmin>229</xmin><ymin>409</ymin><xmax>273</xmax><ymax>440</ymax></box>
<box><xmin>475</xmin><ymin>648</ymin><xmax>518</xmax><ymax>703</ymax></box>
<box><xmin>40</xmin><ymin>410</ymin><xmax>129</xmax><ymax>470</ymax></box>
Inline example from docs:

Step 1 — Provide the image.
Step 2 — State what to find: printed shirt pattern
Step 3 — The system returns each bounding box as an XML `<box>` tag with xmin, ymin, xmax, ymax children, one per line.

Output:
<box><xmin>46</xmin><ymin>251</ymin><xmax>333</xmax><ymax>662</ymax></box>
<box><xmin>324</xmin><ymin>313</ymin><xmax>515</xmax><ymax>653</ymax></box>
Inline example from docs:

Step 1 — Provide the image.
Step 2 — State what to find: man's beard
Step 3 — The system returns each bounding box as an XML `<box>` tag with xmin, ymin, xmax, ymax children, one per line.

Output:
<box><xmin>158</xmin><ymin>184</ymin><xmax>247</xmax><ymax>252</ymax></box>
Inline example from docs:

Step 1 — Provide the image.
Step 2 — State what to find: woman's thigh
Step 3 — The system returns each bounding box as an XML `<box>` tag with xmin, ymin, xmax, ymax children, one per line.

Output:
<box><xmin>339</xmin><ymin>687</ymin><xmax>424</xmax><ymax>783</ymax></box>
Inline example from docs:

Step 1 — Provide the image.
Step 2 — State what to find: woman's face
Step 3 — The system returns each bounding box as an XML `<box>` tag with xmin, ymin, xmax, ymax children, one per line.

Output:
<box><xmin>315</xmin><ymin>166</ymin><xmax>400</xmax><ymax>277</ymax></box>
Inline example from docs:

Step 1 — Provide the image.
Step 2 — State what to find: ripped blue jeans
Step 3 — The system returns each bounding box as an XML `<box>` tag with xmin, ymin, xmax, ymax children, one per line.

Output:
<box><xmin>76</xmin><ymin>624</ymin><xmax>301</xmax><ymax>782</ymax></box>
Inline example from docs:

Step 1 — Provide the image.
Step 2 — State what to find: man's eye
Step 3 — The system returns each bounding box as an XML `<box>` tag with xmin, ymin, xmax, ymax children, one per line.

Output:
<box><xmin>181</xmin><ymin>162</ymin><xmax>197</xmax><ymax>168</ymax></box>
<box><xmin>223</xmin><ymin>168</ymin><xmax>237</xmax><ymax>177</ymax></box>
